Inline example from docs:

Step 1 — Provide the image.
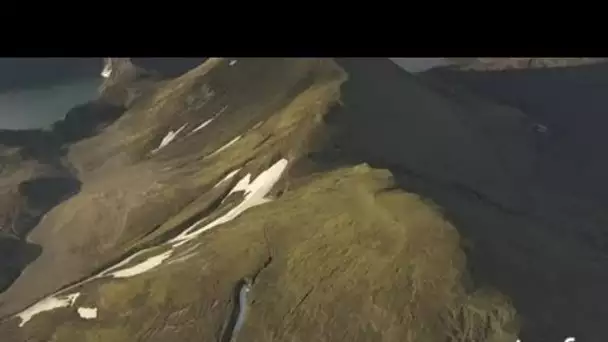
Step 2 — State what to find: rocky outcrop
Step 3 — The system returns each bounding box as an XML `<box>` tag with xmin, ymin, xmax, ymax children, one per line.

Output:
<box><xmin>98</xmin><ymin>58</ymin><xmax>155</xmax><ymax>107</ymax></box>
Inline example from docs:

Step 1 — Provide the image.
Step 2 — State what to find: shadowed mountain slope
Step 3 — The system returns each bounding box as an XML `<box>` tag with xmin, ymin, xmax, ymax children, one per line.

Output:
<box><xmin>420</xmin><ymin>60</ymin><xmax>608</xmax><ymax>341</ymax></box>
<box><xmin>425</xmin><ymin>61</ymin><xmax>608</xmax><ymax>201</ymax></box>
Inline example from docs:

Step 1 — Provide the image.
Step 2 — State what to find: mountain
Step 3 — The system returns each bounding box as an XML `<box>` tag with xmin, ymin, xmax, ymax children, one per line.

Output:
<box><xmin>0</xmin><ymin>57</ymin><xmax>603</xmax><ymax>341</ymax></box>
<box><xmin>421</xmin><ymin>60</ymin><xmax>608</xmax><ymax>341</ymax></box>
<box><xmin>443</xmin><ymin>57</ymin><xmax>607</xmax><ymax>71</ymax></box>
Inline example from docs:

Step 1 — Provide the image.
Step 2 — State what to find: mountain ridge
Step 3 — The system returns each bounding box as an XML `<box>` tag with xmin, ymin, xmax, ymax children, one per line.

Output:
<box><xmin>0</xmin><ymin>57</ymin><xmax>604</xmax><ymax>341</ymax></box>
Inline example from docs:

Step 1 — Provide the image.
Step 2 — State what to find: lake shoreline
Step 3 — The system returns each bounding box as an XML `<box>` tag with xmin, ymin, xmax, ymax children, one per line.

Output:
<box><xmin>0</xmin><ymin>78</ymin><xmax>102</xmax><ymax>130</ymax></box>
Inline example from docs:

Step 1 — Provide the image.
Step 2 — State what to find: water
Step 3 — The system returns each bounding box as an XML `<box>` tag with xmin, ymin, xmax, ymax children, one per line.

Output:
<box><xmin>0</xmin><ymin>78</ymin><xmax>101</xmax><ymax>130</ymax></box>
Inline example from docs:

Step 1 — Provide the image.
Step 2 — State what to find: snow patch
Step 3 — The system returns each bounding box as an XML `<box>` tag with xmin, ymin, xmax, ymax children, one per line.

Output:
<box><xmin>14</xmin><ymin>248</ymin><xmax>169</xmax><ymax>319</ymax></box>
<box><xmin>229</xmin><ymin>60</ymin><xmax>238</xmax><ymax>66</ymax></box>
<box><xmin>191</xmin><ymin>118</ymin><xmax>215</xmax><ymax>134</ymax></box>
<box><xmin>220</xmin><ymin>173</ymin><xmax>250</xmax><ymax>204</ymax></box>
<box><xmin>188</xmin><ymin>106</ymin><xmax>228</xmax><ymax>135</ymax></box>
<box><xmin>101</xmin><ymin>61</ymin><xmax>112</xmax><ymax>78</ymax></box>
<box><xmin>97</xmin><ymin>249</ymin><xmax>151</xmax><ymax>278</ymax></box>
<box><xmin>152</xmin><ymin>123</ymin><xmax>188</xmax><ymax>153</ymax></box>
<box><xmin>16</xmin><ymin>293</ymin><xmax>80</xmax><ymax>327</ymax></box>
<box><xmin>213</xmin><ymin>169</ymin><xmax>241</xmax><ymax>189</ymax></box>
<box><xmin>228</xmin><ymin>173</ymin><xmax>253</xmax><ymax>196</ymax></box>
<box><xmin>206</xmin><ymin>135</ymin><xmax>242</xmax><ymax>159</ymax></box>
<box><xmin>109</xmin><ymin>250</ymin><xmax>173</xmax><ymax>278</ymax></box>
<box><xmin>170</xmin><ymin>158</ymin><xmax>289</xmax><ymax>247</ymax></box>
<box><xmin>11</xmin><ymin>159</ymin><xmax>285</xmax><ymax>326</ymax></box>
<box><xmin>190</xmin><ymin>105</ymin><xmax>229</xmax><ymax>135</ymax></box>
<box><xmin>77</xmin><ymin>307</ymin><xmax>98</xmax><ymax>320</ymax></box>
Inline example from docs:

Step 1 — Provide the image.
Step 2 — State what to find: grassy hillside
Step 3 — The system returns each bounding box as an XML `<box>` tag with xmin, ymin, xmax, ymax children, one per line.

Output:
<box><xmin>1</xmin><ymin>166</ymin><xmax>517</xmax><ymax>342</ymax></box>
<box><xmin>0</xmin><ymin>58</ymin><xmax>520</xmax><ymax>341</ymax></box>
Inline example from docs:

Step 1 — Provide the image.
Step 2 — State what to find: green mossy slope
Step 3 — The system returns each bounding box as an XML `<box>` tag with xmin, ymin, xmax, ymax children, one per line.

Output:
<box><xmin>6</xmin><ymin>166</ymin><xmax>517</xmax><ymax>342</ymax></box>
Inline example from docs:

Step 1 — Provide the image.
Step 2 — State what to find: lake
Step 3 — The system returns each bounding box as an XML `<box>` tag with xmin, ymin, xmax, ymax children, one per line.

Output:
<box><xmin>0</xmin><ymin>78</ymin><xmax>101</xmax><ymax>130</ymax></box>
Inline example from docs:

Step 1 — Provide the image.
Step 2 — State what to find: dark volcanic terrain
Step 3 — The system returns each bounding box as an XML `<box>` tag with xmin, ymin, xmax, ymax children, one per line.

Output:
<box><xmin>0</xmin><ymin>57</ymin><xmax>604</xmax><ymax>342</ymax></box>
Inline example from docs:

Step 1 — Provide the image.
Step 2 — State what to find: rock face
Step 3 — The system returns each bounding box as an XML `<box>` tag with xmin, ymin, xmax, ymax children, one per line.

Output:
<box><xmin>0</xmin><ymin>57</ymin><xmax>604</xmax><ymax>342</ymax></box>
<box><xmin>98</xmin><ymin>57</ymin><xmax>154</xmax><ymax>107</ymax></box>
